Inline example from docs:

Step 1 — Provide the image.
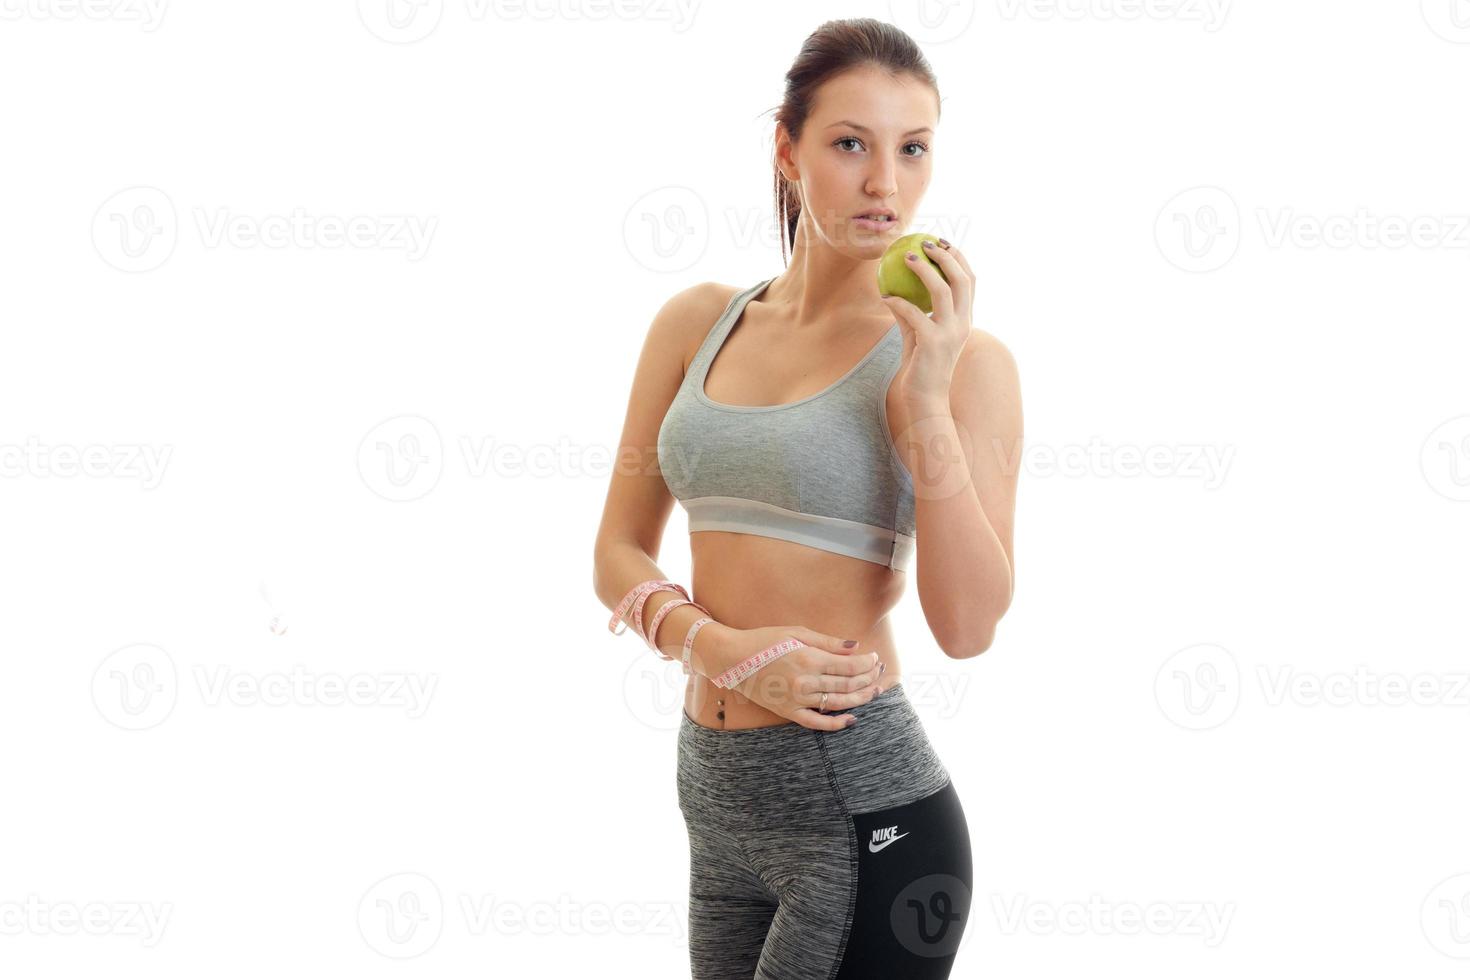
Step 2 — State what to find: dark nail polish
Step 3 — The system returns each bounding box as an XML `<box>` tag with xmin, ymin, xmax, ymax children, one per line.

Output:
<box><xmin>843</xmin><ymin>639</ymin><xmax>857</xmax><ymax>648</ymax></box>
<box><xmin>845</xmin><ymin>717</ymin><xmax>858</xmax><ymax>728</ymax></box>
<box><xmin>922</xmin><ymin>239</ymin><xmax>935</xmax><ymax>247</ymax></box>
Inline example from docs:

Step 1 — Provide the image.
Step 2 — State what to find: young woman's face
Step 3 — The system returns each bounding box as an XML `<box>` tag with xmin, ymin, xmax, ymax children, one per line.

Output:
<box><xmin>780</xmin><ymin>64</ymin><xmax>939</xmax><ymax>258</ymax></box>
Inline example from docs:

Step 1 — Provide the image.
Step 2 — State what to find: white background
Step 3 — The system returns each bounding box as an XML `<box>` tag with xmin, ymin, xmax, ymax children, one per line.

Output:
<box><xmin>3</xmin><ymin>1</ymin><xmax>1469</xmax><ymax>977</ymax></box>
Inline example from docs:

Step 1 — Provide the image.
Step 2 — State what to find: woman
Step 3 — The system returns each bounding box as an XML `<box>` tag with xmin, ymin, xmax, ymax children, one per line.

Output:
<box><xmin>593</xmin><ymin>17</ymin><xmax>1021</xmax><ymax>979</ymax></box>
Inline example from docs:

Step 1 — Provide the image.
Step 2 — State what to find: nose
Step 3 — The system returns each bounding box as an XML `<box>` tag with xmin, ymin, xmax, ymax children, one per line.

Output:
<box><xmin>864</xmin><ymin>154</ymin><xmax>898</xmax><ymax>202</ymax></box>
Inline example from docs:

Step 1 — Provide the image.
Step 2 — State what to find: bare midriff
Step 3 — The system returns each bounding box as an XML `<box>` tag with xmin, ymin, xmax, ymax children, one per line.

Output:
<box><xmin>682</xmin><ymin>531</ymin><xmax>905</xmax><ymax>730</ymax></box>
<box><xmin>678</xmin><ymin>282</ymin><xmax>911</xmax><ymax>730</ymax></box>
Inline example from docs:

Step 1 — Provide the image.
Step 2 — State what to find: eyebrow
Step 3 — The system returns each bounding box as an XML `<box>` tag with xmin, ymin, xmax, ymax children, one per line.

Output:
<box><xmin>826</xmin><ymin>120</ymin><xmax>934</xmax><ymax>137</ymax></box>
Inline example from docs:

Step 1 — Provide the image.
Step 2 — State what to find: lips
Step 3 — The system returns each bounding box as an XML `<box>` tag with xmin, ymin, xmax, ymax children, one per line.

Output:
<box><xmin>853</xmin><ymin>213</ymin><xmax>896</xmax><ymax>231</ymax></box>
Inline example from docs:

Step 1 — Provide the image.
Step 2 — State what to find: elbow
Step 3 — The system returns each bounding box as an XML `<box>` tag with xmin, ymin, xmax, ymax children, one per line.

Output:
<box><xmin>938</xmin><ymin>599</ymin><xmax>1011</xmax><ymax>659</ymax></box>
<box><xmin>939</xmin><ymin>622</ymin><xmax>996</xmax><ymax>660</ymax></box>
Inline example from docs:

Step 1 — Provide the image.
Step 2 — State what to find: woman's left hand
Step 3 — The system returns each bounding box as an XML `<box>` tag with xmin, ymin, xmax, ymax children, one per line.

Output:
<box><xmin>881</xmin><ymin>237</ymin><xmax>975</xmax><ymax>411</ymax></box>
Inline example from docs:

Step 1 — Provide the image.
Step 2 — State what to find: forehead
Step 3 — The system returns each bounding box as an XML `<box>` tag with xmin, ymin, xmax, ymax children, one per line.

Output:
<box><xmin>810</xmin><ymin>65</ymin><xmax>938</xmax><ymax>134</ymax></box>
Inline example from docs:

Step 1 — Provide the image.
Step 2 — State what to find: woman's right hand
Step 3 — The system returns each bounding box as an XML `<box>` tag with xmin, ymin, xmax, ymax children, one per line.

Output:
<box><xmin>710</xmin><ymin>625</ymin><xmax>884</xmax><ymax>731</ymax></box>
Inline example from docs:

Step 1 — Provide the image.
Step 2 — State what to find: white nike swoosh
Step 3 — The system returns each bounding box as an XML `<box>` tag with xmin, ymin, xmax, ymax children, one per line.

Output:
<box><xmin>868</xmin><ymin>832</ymin><xmax>909</xmax><ymax>853</ymax></box>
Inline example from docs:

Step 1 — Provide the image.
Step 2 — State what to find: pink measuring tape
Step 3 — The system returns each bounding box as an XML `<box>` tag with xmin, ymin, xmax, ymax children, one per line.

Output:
<box><xmin>610</xmin><ymin>578</ymin><xmax>802</xmax><ymax>687</ymax></box>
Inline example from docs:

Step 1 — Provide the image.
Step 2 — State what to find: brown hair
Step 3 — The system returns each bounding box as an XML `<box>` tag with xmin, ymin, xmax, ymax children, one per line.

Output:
<box><xmin>768</xmin><ymin>18</ymin><xmax>940</xmax><ymax>266</ymax></box>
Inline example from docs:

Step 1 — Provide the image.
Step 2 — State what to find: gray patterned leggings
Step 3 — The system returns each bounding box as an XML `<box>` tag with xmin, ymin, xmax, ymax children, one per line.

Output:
<box><xmin>676</xmin><ymin>682</ymin><xmax>973</xmax><ymax>979</ymax></box>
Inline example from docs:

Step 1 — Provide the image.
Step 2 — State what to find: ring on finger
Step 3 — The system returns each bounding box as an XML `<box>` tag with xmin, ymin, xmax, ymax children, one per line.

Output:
<box><xmin>819</xmin><ymin>691</ymin><xmax>829</xmax><ymax>712</ymax></box>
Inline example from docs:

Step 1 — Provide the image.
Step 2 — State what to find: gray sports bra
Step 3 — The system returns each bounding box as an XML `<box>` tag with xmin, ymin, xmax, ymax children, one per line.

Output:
<box><xmin>657</xmin><ymin>277</ymin><xmax>917</xmax><ymax>571</ymax></box>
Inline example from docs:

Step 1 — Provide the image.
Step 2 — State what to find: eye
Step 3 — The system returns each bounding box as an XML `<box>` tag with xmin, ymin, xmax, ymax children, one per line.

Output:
<box><xmin>833</xmin><ymin>136</ymin><xmax>930</xmax><ymax>158</ymax></box>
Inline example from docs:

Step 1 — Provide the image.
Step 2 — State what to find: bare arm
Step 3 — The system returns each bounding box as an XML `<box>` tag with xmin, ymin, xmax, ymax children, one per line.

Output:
<box><xmin>895</xmin><ymin>329</ymin><xmax>1022</xmax><ymax>658</ymax></box>
<box><xmin>591</xmin><ymin>283</ymin><xmax>738</xmax><ymax>674</ymax></box>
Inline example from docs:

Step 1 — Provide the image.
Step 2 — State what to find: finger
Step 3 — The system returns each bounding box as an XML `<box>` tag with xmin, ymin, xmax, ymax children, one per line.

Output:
<box><xmin>901</xmin><ymin>243</ymin><xmax>954</xmax><ymax>320</ymax></box>
<box><xmin>813</xmin><ymin>669</ymin><xmax>878</xmax><ymax>695</ymax></box>
<box><xmin>817</xmin><ymin>649</ymin><xmax>882</xmax><ymax>678</ymax></box>
<box><xmin>937</xmin><ymin>238</ymin><xmax>974</xmax><ymax>281</ymax></box>
<box><xmin>789</xmin><ymin>626</ymin><xmax>863</xmax><ymax>656</ymax></box>
<box><xmin>881</xmin><ymin>295</ymin><xmax>930</xmax><ymax>352</ymax></box>
<box><xmin>919</xmin><ymin>238</ymin><xmax>972</xmax><ymax>315</ymax></box>
<box><xmin>811</xmin><ymin>683</ymin><xmax>881</xmax><ymax>713</ymax></box>
<box><xmin>791</xmin><ymin>707</ymin><xmax>858</xmax><ymax>731</ymax></box>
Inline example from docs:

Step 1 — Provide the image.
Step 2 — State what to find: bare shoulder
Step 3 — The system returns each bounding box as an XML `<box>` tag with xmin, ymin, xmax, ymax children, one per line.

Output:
<box><xmin>646</xmin><ymin>280</ymin><xmax>746</xmax><ymax>374</ymax></box>
<box><xmin>955</xmin><ymin>326</ymin><xmax>1021</xmax><ymax>405</ymax></box>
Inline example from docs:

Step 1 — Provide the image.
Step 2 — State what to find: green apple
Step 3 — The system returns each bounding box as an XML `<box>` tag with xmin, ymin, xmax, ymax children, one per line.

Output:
<box><xmin>877</xmin><ymin>232</ymin><xmax>947</xmax><ymax>314</ymax></box>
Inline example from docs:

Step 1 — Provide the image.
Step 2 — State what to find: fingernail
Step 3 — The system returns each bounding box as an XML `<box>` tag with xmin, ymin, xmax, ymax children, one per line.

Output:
<box><xmin>843</xmin><ymin>639</ymin><xmax>857</xmax><ymax>648</ymax></box>
<box><xmin>845</xmin><ymin>717</ymin><xmax>858</xmax><ymax>728</ymax></box>
<box><xmin>921</xmin><ymin>239</ymin><xmax>935</xmax><ymax>248</ymax></box>
<box><xmin>906</xmin><ymin>251</ymin><xmax>917</xmax><ymax>261</ymax></box>
<box><xmin>938</xmin><ymin>237</ymin><xmax>951</xmax><ymax>248</ymax></box>
<box><xmin>879</xmin><ymin>662</ymin><xmax>886</xmax><ymax>675</ymax></box>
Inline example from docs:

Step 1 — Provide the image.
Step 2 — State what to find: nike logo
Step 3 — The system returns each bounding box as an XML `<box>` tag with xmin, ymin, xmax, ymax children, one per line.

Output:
<box><xmin>868</xmin><ymin>826</ymin><xmax>909</xmax><ymax>853</ymax></box>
